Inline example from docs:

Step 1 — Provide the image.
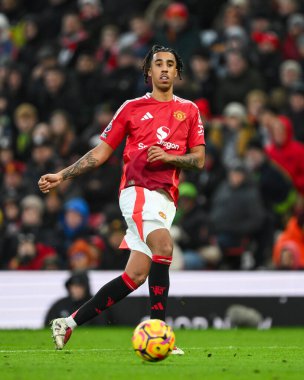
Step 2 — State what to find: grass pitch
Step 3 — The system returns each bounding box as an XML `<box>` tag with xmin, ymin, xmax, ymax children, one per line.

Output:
<box><xmin>0</xmin><ymin>328</ymin><xmax>303</xmax><ymax>380</ymax></box>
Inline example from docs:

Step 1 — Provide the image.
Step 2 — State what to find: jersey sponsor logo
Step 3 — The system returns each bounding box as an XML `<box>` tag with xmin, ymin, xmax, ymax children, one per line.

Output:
<box><xmin>141</xmin><ymin>112</ymin><xmax>153</xmax><ymax>120</ymax></box>
<box><xmin>138</xmin><ymin>142</ymin><xmax>148</xmax><ymax>149</ymax></box>
<box><xmin>174</xmin><ymin>110</ymin><xmax>186</xmax><ymax>121</ymax></box>
<box><xmin>156</xmin><ymin>126</ymin><xmax>180</xmax><ymax>150</ymax></box>
<box><xmin>156</xmin><ymin>126</ymin><xmax>170</xmax><ymax>141</ymax></box>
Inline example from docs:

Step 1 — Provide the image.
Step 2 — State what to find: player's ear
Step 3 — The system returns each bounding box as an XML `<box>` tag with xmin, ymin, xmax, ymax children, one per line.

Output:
<box><xmin>148</xmin><ymin>68</ymin><xmax>152</xmax><ymax>77</ymax></box>
<box><xmin>174</xmin><ymin>68</ymin><xmax>177</xmax><ymax>78</ymax></box>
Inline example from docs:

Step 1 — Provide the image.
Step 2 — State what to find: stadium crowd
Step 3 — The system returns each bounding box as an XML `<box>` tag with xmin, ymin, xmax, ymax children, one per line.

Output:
<box><xmin>1</xmin><ymin>0</ymin><xmax>304</xmax><ymax>271</ymax></box>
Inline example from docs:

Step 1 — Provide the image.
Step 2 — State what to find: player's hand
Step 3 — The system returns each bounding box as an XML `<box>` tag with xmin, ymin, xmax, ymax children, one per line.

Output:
<box><xmin>147</xmin><ymin>146</ymin><xmax>171</xmax><ymax>163</ymax></box>
<box><xmin>38</xmin><ymin>173</ymin><xmax>63</xmax><ymax>193</ymax></box>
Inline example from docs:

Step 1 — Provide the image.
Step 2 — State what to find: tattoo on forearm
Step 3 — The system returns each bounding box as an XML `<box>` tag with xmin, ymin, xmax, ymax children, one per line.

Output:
<box><xmin>62</xmin><ymin>151</ymin><xmax>99</xmax><ymax>180</ymax></box>
<box><xmin>171</xmin><ymin>155</ymin><xmax>199</xmax><ymax>169</ymax></box>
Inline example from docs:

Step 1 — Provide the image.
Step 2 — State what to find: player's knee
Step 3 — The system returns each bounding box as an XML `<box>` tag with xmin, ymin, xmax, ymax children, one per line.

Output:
<box><xmin>157</xmin><ymin>241</ymin><xmax>173</xmax><ymax>257</ymax></box>
<box><xmin>129</xmin><ymin>271</ymin><xmax>148</xmax><ymax>286</ymax></box>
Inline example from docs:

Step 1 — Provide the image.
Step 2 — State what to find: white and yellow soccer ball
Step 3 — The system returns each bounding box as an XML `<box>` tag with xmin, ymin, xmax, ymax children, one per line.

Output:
<box><xmin>132</xmin><ymin>319</ymin><xmax>175</xmax><ymax>362</ymax></box>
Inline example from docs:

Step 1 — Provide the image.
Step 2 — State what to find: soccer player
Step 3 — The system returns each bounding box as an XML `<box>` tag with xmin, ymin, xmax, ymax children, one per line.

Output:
<box><xmin>38</xmin><ymin>45</ymin><xmax>205</xmax><ymax>354</ymax></box>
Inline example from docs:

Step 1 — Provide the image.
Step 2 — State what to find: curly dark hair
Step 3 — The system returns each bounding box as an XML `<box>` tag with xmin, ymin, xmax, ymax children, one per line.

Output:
<box><xmin>142</xmin><ymin>45</ymin><xmax>184</xmax><ymax>83</ymax></box>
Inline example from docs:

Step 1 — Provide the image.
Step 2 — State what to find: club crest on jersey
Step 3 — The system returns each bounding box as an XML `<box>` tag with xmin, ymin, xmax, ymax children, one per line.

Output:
<box><xmin>173</xmin><ymin>110</ymin><xmax>186</xmax><ymax>121</ymax></box>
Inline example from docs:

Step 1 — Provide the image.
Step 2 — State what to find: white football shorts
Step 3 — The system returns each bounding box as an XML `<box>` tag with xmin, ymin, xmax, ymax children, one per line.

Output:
<box><xmin>119</xmin><ymin>186</ymin><xmax>176</xmax><ymax>257</ymax></box>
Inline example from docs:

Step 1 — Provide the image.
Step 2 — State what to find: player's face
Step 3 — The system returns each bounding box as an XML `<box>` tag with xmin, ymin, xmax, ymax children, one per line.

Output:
<box><xmin>148</xmin><ymin>52</ymin><xmax>177</xmax><ymax>91</ymax></box>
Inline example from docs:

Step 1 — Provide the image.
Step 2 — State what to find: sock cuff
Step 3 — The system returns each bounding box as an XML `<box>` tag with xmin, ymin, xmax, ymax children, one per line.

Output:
<box><xmin>152</xmin><ymin>255</ymin><xmax>172</xmax><ymax>265</ymax></box>
<box><xmin>122</xmin><ymin>272</ymin><xmax>138</xmax><ymax>290</ymax></box>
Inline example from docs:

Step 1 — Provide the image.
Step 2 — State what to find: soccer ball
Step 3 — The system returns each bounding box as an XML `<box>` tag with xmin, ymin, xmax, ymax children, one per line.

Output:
<box><xmin>132</xmin><ymin>319</ymin><xmax>175</xmax><ymax>362</ymax></box>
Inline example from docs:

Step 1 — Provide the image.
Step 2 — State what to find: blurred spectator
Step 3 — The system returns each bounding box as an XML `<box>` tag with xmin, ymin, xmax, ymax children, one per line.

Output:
<box><xmin>120</xmin><ymin>14</ymin><xmax>155</xmax><ymax>58</ymax></box>
<box><xmin>49</xmin><ymin>110</ymin><xmax>76</xmax><ymax>158</ymax></box>
<box><xmin>216</xmin><ymin>49</ymin><xmax>264</xmax><ymax>112</ymax></box>
<box><xmin>0</xmin><ymin>13</ymin><xmax>16</xmax><ymax>64</ymax></box>
<box><xmin>30</xmin><ymin>66</ymin><xmax>84</xmax><ymax>129</ymax></box>
<box><xmin>95</xmin><ymin>25</ymin><xmax>119</xmax><ymax>74</ymax></box>
<box><xmin>13</xmin><ymin>102</ymin><xmax>37</xmax><ymax>161</ymax></box>
<box><xmin>266</xmin><ymin>115</ymin><xmax>304</xmax><ymax>195</ymax></box>
<box><xmin>282</xmin><ymin>13</ymin><xmax>304</xmax><ymax>60</ymax></box>
<box><xmin>74</xmin><ymin>50</ymin><xmax>105</xmax><ymax>121</ymax></box>
<box><xmin>44</xmin><ymin>271</ymin><xmax>104</xmax><ymax>326</ymax></box>
<box><xmin>173</xmin><ymin>182</ymin><xmax>220</xmax><ymax>270</ymax></box>
<box><xmin>246</xmin><ymin>90</ymin><xmax>268</xmax><ymax>128</ymax></box>
<box><xmin>67</xmin><ymin>238</ymin><xmax>100</xmax><ymax>270</ymax></box>
<box><xmin>24</xmin><ymin>136</ymin><xmax>58</xmax><ymax>194</ymax></box>
<box><xmin>58</xmin><ymin>197</ymin><xmax>94</xmax><ymax>256</ymax></box>
<box><xmin>272</xmin><ymin>59</ymin><xmax>303</xmax><ymax>109</ymax></box>
<box><xmin>155</xmin><ymin>2</ymin><xmax>202</xmax><ymax>63</ymax></box>
<box><xmin>17</xmin><ymin>15</ymin><xmax>43</xmax><ymax>70</ymax></box>
<box><xmin>273</xmin><ymin>211</ymin><xmax>304</xmax><ymax>269</ymax></box>
<box><xmin>7</xmin><ymin>233</ymin><xmax>58</xmax><ymax>270</ymax></box>
<box><xmin>58</xmin><ymin>12</ymin><xmax>89</xmax><ymax>67</ymax></box>
<box><xmin>210</xmin><ymin>161</ymin><xmax>265</xmax><ymax>269</ymax></box>
<box><xmin>245</xmin><ymin>138</ymin><xmax>296</xmax><ymax>227</ymax></box>
<box><xmin>188</xmin><ymin>48</ymin><xmax>217</xmax><ymax>112</ymax></box>
<box><xmin>252</xmin><ymin>31</ymin><xmax>282</xmax><ymax>91</ymax></box>
<box><xmin>78</xmin><ymin>0</ymin><xmax>108</xmax><ymax>46</ymax></box>
<box><xmin>105</xmin><ymin>48</ymin><xmax>141</xmax><ymax>108</ymax></box>
<box><xmin>1</xmin><ymin>160</ymin><xmax>26</xmax><ymax>200</ymax></box>
<box><xmin>4</xmin><ymin>64</ymin><xmax>29</xmax><ymax>115</ymax></box>
<box><xmin>285</xmin><ymin>81</ymin><xmax>304</xmax><ymax>142</ymax></box>
<box><xmin>209</xmin><ymin>102</ymin><xmax>255</xmax><ymax>167</ymax></box>
<box><xmin>0</xmin><ymin>93</ymin><xmax>12</xmax><ymax>140</ymax></box>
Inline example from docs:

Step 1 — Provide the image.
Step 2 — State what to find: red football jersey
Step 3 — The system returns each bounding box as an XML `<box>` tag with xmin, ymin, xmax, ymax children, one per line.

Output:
<box><xmin>100</xmin><ymin>93</ymin><xmax>205</xmax><ymax>204</ymax></box>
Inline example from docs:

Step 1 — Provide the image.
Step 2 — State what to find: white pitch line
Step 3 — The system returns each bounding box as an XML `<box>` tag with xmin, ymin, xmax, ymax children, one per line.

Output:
<box><xmin>0</xmin><ymin>346</ymin><xmax>303</xmax><ymax>353</ymax></box>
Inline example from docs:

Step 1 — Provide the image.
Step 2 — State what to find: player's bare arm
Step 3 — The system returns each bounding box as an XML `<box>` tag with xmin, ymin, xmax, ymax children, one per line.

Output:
<box><xmin>38</xmin><ymin>141</ymin><xmax>113</xmax><ymax>193</ymax></box>
<box><xmin>147</xmin><ymin>145</ymin><xmax>205</xmax><ymax>170</ymax></box>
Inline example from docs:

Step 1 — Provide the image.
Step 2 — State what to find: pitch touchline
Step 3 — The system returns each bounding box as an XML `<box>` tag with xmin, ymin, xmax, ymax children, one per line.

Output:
<box><xmin>0</xmin><ymin>346</ymin><xmax>302</xmax><ymax>353</ymax></box>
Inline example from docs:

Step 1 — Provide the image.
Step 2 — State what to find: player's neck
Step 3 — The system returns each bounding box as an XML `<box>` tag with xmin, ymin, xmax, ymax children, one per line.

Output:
<box><xmin>151</xmin><ymin>88</ymin><xmax>173</xmax><ymax>102</ymax></box>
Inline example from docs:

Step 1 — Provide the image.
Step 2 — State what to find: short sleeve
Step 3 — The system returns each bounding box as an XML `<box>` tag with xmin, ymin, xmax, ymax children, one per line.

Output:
<box><xmin>100</xmin><ymin>101</ymin><xmax>129</xmax><ymax>150</ymax></box>
<box><xmin>187</xmin><ymin>105</ymin><xmax>205</xmax><ymax>148</ymax></box>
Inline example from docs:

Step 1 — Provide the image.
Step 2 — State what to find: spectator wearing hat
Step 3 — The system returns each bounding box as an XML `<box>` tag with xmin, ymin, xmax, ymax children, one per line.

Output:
<box><xmin>252</xmin><ymin>31</ymin><xmax>282</xmax><ymax>90</ymax></box>
<box><xmin>155</xmin><ymin>2</ymin><xmax>202</xmax><ymax>63</ymax></box>
<box><xmin>273</xmin><ymin>211</ymin><xmax>304</xmax><ymax>269</ymax></box>
<box><xmin>68</xmin><ymin>239</ymin><xmax>100</xmax><ymax>270</ymax></box>
<box><xmin>209</xmin><ymin>102</ymin><xmax>255</xmax><ymax>168</ymax></box>
<box><xmin>282</xmin><ymin>13</ymin><xmax>304</xmax><ymax>60</ymax></box>
<box><xmin>210</xmin><ymin>160</ymin><xmax>265</xmax><ymax>269</ymax></box>
<box><xmin>216</xmin><ymin>49</ymin><xmax>264</xmax><ymax>113</ymax></box>
<box><xmin>285</xmin><ymin>82</ymin><xmax>304</xmax><ymax>143</ymax></box>
<box><xmin>13</xmin><ymin>103</ymin><xmax>38</xmax><ymax>161</ymax></box>
<box><xmin>58</xmin><ymin>197</ymin><xmax>95</xmax><ymax>260</ymax></box>
<box><xmin>44</xmin><ymin>272</ymin><xmax>106</xmax><ymax>326</ymax></box>
<box><xmin>266</xmin><ymin>115</ymin><xmax>304</xmax><ymax>195</ymax></box>
<box><xmin>272</xmin><ymin>60</ymin><xmax>303</xmax><ymax>109</ymax></box>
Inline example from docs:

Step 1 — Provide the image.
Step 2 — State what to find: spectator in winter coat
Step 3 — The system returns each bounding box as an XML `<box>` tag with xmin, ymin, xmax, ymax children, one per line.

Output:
<box><xmin>216</xmin><ymin>49</ymin><xmax>264</xmax><ymax>113</ymax></box>
<box><xmin>273</xmin><ymin>211</ymin><xmax>304</xmax><ymax>269</ymax></box>
<box><xmin>210</xmin><ymin>161</ymin><xmax>265</xmax><ymax>269</ymax></box>
<box><xmin>266</xmin><ymin>115</ymin><xmax>304</xmax><ymax>195</ymax></box>
<box><xmin>285</xmin><ymin>82</ymin><xmax>304</xmax><ymax>143</ymax></box>
<box><xmin>245</xmin><ymin>138</ymin><xmax>296</xmax><ymax>227</ymax></box>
